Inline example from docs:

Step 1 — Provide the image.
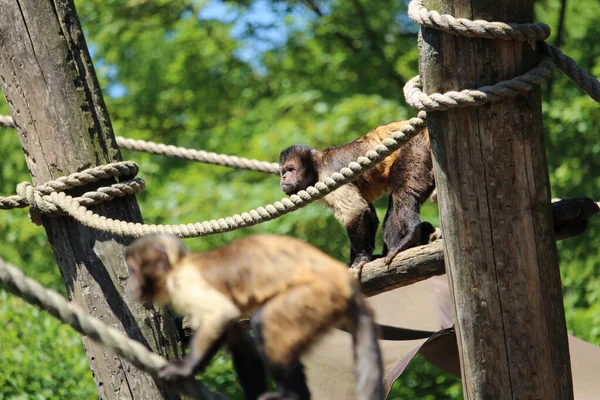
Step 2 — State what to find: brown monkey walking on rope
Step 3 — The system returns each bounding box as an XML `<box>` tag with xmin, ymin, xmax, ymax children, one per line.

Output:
<box><xmin>279</xmin><ymin>120</ymin><xmax>435</xmax><ymax>274</ymax></box>
<box><xmin>125</xmin><ymin>234</ymin><xmax>394</xmax><ymax>400</ymax></box>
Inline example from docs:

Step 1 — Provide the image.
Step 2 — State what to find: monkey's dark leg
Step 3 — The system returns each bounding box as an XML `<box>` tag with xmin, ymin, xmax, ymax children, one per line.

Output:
<box><xmin>268</xmin><ymin>363</ymin><xmax>310</xmax><ymax>400</ymax></box>
<box><xmin>346</xmin><ymin>203</ymin><xmax>379</xmax><ymax>274</ymax></box>
<box><xmin>251</xmin><ymin>309</ymin><xmax>311</xmax><ymax>400</ymax></box>
<box><xmin>382</xmin><ymin>194</ymin><xmax>422</xmax><ymax>265</ymax></box>
<box><xmin>227</xmin><ymin>323</ymin><xmax>268</xmax><ymax>400</ymax></box>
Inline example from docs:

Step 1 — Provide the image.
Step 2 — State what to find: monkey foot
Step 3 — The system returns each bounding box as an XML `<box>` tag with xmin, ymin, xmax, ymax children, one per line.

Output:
<box><xmin>349</xmin><ymin>257</ymin><xmax>370</xmax><ymax>280</ymax></box>
<box><xmin>383</xmin><ymin>249</ymin><xmax>401</xmax><ymax>267</ymax></box>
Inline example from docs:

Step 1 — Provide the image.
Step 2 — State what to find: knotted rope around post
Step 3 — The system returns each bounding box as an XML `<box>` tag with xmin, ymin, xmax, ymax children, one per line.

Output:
<box><xmin>0</xmin><ymin>257</ymin><xmax>224</xmax><ymax>399</ymax></box>
<box><xmin>404</xmin><ymin>58</ymin><xmax>555</xmax><ymax>111</ymax></box>
<box><xmin>0</xmin><ymin>113</ymin><xmax>428</xmax><ymax>238</ymax></box>
<box><xmin>407</xmin><ymin>0</ymin><xmax>551</xmax><ymax>42</ymax></box>
<box><xmin>406</xmin><ymin>0</ymin><xmax>600</xmax><ymax>106</ymax></box>
<box><xmin>0</xmin><ymin>162</ymin><xmax>145</xmax><ymax>225</ymax></box>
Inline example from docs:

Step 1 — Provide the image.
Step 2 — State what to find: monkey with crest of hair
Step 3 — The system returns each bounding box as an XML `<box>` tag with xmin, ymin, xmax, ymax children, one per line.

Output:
<box><xmin>279</xmin><ymin>120</ymin><xmax>435</xmax><ymax>275</ymax></box>
<box><xmin>125</xmin><ymin>233</ymin><xmax>427</xmax><ymax>400</ymax></box>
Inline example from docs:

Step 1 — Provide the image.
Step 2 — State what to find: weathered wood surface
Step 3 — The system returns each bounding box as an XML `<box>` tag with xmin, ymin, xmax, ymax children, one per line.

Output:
<box><xmin>0</xmin><ymin>1</ymin><xmax>186</xmax><ymax>398</ymax></box>
<box><xmin>420</xmin><ymin>1</ymin><xmax>574</xmax><ymax>399</ymax></box>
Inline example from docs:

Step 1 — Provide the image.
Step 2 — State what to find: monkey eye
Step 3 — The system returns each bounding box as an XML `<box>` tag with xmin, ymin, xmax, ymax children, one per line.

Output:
<box><xmin>286</xmin><ymin>167</ymin><xmax>295</xmax><ymax>172</ymax></box>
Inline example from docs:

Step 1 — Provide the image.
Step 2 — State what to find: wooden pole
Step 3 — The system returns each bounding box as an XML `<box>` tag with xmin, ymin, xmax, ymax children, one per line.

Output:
<box><xmin>0</xmin><ymin>1</ymin><xmax>185</xmax><ymax>398</ymax></box>
<box><xmin>419</xmin><ymin>1</ymin><xmax>574</xmax><ymax>398</ymax></box>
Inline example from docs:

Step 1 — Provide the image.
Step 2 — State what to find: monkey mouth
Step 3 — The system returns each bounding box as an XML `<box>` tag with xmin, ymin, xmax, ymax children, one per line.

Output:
<box><xmin>280</xmin><ymin>184</ymin><xmax>296</xmax><ymax>195</ymax></box>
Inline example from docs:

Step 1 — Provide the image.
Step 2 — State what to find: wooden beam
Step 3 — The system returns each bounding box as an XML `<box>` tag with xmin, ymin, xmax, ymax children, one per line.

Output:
<box><xmin>419</xmin><ymin>1</ymin><xmax>574</xmax><ymax>398</ymax></box>
<box><xmin>361</xmin><ymin>197</ymin><xmax>599</xmax><ymax>297</ymax></box>
<box><xmin>0</xmin><ymin>1</ymin><xmax>187</xmax><ymax>398</ymax></box>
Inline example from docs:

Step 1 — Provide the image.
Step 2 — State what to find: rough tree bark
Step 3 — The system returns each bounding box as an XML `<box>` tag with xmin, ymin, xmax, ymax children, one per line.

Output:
<box><xmin>0</xmin><ymin>1</ymin><xmax>186</xmax><ymax>398</ymax></box>
<box><xmin>419</xmin><ymin>1</ymin><xmax>574</xmax><ymax>399</ymax></box>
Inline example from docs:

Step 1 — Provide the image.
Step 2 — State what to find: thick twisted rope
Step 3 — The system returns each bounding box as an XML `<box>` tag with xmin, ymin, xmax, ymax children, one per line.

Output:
<box><xmin>0</xmin><ymin>257</ymin><xmax>223</xmax><ymax>399</ymax></box>
<box><xmin>0</xmin><ymin>161</ymin><xmax>145</xmax><ymax>225</ymax></box>
<box><xmin>0</xmin><ymin>114</ymin><xmax>426</xmax><ymax>238</ymax></box>
<box><xmin>541</xmin><ymin>43</ymin><xmax>600</xmax><ymax>102</ymax></box>
<box><xmin>406</xmin><ymin>0</ymin><xmax>600</xmax><ymax>107</ymax></box>
<box><xmin>116</xmin><ymin>136</ymin><xmax>280</xmax><ymax>174</ymax></box>
<box><xmin>2</xmin><ymin>179</ymin><xmax>145</xmax><ymax>210</ymax></box>
<box><xmin>1</xmin><ymin>116</ymin><xmax>279</xmax><ymax>174</ymax></box>
<box><xmin>1</xmin><ymin>115</ymin><xmax>426</xmax><ymax>237</ymax></box>
<box><xmin>404</xmin><ymin>58</ymin><xmax>555</xmax><ymax>111</ymax></box>
<box><xmin>408</xmin><ymin>0</ymin><xmax>551</xmax><ymax>42</ymax></box>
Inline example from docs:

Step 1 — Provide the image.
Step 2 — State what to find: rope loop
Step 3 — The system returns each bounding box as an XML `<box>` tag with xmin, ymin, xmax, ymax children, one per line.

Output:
<box><xmin>404</xmin><ymin>57</ymin><xmax>555</xmax><ymax>111</ymax></box>
<box><xmin>404</xmin><ymin>0</ymin><xmax>600</xmax><ymax>110</ymax></box>
<box><xmin>407</xmin><ymin>0</ymin><xmax>551</xmax><ymax>42</ymax></box>
<box><xmin>1</xmin><ymin>162</ymin><xmax>145</xmax><ymax>225</ymax></box>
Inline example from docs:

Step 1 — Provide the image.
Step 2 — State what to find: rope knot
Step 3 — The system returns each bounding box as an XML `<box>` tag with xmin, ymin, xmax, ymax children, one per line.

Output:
<box><xmin>7</xmin><ymin>162</ymin><xmax>145</xmax><ymax>226</ymax></box>
<box><xmin>16</xmin><ymin>182</ymin><xmax>59</xmax><ymax>225</ymax></box>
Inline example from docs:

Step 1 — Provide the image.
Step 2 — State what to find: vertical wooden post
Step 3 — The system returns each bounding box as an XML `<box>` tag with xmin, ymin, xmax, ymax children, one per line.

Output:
<box><xmin>419</xmin><ymin>1</ymin><xmax>574</xmax><ymax>398</ymax></box>
<box><xmin>0</xmin><ymin>1</ymin><xmax>184</xmax><ymax>398</ymax></box>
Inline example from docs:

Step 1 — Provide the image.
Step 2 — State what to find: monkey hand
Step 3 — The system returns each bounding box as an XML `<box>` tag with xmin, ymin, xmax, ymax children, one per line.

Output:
<box><xmin>158</xmin><ymin>359</ymin><xmax>197</xmax><ymax>382</ymax></box>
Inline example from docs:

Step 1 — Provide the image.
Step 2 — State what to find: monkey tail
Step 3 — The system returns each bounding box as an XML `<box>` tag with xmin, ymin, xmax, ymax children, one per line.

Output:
<box><xmin>348</xmin><ymin>282</ymin><xmax>384</xmax><ymax>400</ymax></box>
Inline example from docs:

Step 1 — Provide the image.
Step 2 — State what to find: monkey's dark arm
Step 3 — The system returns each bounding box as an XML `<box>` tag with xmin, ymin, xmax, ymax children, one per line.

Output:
<box><xmin>159</xmin><ymin>328</ymin><xmax>229</xmax><ymax>381</ymax></box>
<box><xmin>160</xmin><ymin>291</ymin><xmax>242</xmax><ymax>381</ymax></box>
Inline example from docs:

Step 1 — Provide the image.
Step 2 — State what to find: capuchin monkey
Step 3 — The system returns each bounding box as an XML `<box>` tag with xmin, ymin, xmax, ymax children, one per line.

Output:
<box><xmin>125</xmin><ymin>234</ymin><xmax>434</xmax><ymax>400</ymax></box>
<box><xmin>279</xmin><ymin>120</ymin><xmax>435</xmax><ymax>275</ymax></box>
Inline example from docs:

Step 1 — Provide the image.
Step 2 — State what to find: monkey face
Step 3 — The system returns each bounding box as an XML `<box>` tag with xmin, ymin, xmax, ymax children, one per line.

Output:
<box><xmin>280</xmin><ymin>160</ymin><xmax>302</xmax><ymax>195</ymax></box>
<box><xmin>125</xmin><ymin>235</ymin><xmax>185</xmax><ymax>303</ymax></box>
<box><xmin>279</xmin><ymin>145</ymin><xmax>317</xmax><ymax>195</ymax></box>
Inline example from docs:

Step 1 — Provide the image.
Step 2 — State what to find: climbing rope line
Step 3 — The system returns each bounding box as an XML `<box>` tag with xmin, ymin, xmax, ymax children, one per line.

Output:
<box><xmin>0</xmin><ymin>257</ymin><xmax>222</xmax><ymax>399</ymax></box>
<box><xmin>0</xmin><ymin>116</ymin><xmax>280</xmax><ymax>174</ymax></box>
<box><xmin>404</xmin><ymin>57</ymin><xmax>555</xmax><ymax>111</ymax></box>
<box><xmin>0</xmin><ymin>113</ymin><xmax>427</xmax><ymax>237</ymax></box>
<box><xmin>115</xmin><ymin>136</ymin><xmax>280</xmax><ymax>175</ymax></box>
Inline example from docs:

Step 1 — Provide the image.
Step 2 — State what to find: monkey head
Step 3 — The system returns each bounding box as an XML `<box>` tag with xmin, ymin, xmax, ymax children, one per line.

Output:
<box><xmin>124</xmin><ymin>234</ymin><xmax>188</xmax><ymax>303</ymax></box>
<box><xmin>279</xmin><ymin>145</ymin><xmax>318</xmax><ymax>195</ymax></box>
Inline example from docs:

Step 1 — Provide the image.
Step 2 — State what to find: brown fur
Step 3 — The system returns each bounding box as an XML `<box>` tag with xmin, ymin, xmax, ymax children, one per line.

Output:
<box><xmin>279</xmin><ymin>120</ymin><xmax>435</xmax><ymax>274</ymax></box>
<box><xmin>125</xmin><ymin>234</ymin><xmax>385</xmax><ymax>400</ymax></box>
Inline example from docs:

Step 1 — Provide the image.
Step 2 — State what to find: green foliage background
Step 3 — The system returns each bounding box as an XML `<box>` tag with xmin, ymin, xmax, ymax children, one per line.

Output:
<box><xmin>0</xmin><ymin>0</ymin><xmax>598</xmax><ymax>398</ymax></box>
